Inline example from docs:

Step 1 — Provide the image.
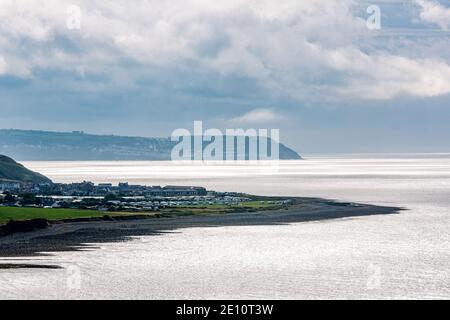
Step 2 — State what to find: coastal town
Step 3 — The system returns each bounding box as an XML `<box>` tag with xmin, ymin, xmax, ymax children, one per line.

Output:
<box><xmin>0</xmin><ymin>154</ymin><xmax>293</xmax><ymax>230</ymax></box>
<box><xmin>0</xmin><ymin>180</ymin><xmax>291</xmax><ymax>213</ymax></box>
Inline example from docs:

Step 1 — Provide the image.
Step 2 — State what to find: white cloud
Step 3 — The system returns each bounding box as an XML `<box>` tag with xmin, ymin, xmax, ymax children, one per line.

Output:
<box><xmin>229</xmin><ymin>108</ymin><xmax>284</xmax><ymax>125</ymax></box>
<box><xmin>0</xmin><ymin>0</ymin><xmax>450</xmax><ymax>101</ymax></box>
<box><xmin>0</xmin><ymin>56</ymin><xmax>6</xmax><ymax>75</ymax></box>
<box><xmin>325</xmin><ymin>47</ymin><xmax>450</xmax><ymax>99</ymax></box>
<box><xmin>416</xmin><ymin>0</ymin><xmax>450</xmax><ymax>30</ymax></box>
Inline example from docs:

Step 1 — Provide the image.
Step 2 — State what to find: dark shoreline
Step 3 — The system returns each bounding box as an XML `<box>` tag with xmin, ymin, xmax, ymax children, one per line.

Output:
<box><xmin>0</xmin><ymin>197</ymin><xmax>402</xmax><ymax>260</ymax></box>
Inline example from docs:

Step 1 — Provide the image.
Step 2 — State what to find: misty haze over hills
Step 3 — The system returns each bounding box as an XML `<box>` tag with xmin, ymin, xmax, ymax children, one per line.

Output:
<box><xmin>0</xmin><ymin>129</ymin><xmax>301</xmax><ymax>161</ymax></box>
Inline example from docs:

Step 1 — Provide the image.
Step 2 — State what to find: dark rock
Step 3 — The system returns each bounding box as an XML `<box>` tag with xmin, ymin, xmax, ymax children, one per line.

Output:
<box><xmin>0</xmin><ymin>219</ymin><xmax>50</xmax><ymax>237</ymax></box>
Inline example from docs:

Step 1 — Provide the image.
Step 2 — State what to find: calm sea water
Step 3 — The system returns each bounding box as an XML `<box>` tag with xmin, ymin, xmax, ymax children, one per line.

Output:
<box><xmin>1</xmin><ymin>155</ymin><xmax>449</xmax><ymax>299</ymax></box>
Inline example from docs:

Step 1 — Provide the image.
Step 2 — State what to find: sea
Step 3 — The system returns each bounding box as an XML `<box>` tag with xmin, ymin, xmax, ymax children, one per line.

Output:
<box><xmin>1</xmin><ymin>154</ymin><xmax>449</xmax><ymax>299</ymax></box>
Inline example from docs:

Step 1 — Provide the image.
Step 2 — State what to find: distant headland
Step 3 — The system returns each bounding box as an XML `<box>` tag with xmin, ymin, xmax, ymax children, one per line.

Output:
<box><xmin>0</xmin><ymin>129</ymin><xmax>301</xmax><ymax>161</ymax></box>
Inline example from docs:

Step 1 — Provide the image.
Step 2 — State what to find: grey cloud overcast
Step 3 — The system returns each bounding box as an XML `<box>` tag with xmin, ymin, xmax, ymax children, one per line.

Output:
<box><xmin>1</xmin><ymin>0</ymin><xmax>450</xmax><ymax>152</ymax></box>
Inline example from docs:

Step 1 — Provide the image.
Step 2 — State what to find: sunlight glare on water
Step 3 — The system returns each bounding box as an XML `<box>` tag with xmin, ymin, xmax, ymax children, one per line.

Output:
<box><xmin>1</xmin><ymin>155</ymin><xmax>449</xmax><ymax>299</ymax></box>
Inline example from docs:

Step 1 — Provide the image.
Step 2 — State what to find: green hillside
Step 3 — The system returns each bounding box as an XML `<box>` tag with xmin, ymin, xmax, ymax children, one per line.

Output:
<box><xmin>0</xmin><ymin>155</ymin><xmax>52</xmax><ymax>184</ymax></box>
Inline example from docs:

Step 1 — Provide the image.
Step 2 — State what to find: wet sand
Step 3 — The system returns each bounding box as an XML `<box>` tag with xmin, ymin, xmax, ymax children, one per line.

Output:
<box><xmin>0</xmin><ymin>197</ymin><xmax>401</xmax><ymax>261</ymax></box>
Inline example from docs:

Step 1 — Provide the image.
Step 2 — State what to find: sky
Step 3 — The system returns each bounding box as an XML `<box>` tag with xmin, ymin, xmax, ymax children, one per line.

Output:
<box><xmin>1</xmin><ymin>0</ymin><xmax>450</xmax><ymax>153</ymax></box>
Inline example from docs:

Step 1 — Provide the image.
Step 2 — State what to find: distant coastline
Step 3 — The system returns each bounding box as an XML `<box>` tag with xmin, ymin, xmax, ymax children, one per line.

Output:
<box><xmin>0</xmin><ymin>129</ymin><xmax>301</xmax><ymax>161</ymax></box>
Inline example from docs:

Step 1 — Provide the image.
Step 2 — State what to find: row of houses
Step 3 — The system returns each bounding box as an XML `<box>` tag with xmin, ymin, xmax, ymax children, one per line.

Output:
<box><xmin>0</xmin><ymin>179</ymin><xmax>207</xmax><ymax>198</ymax></box>
<box><xmin>52</xmin><ymin>182</ymin><xmax>208</xmax><ymax>197</ymax></box>
<box><xmin>0</xmin><ymin>193</ymin><xmax>255</xmax><ymax>213</ymax></box>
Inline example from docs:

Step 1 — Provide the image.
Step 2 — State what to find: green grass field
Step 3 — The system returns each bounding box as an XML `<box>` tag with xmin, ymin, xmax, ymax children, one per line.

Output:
<box><xmin>0</xmin><ymin>201</ymin><xmax>285</xmax><ymax>224</ymax></box>
<box><xmin>236</xmin><ymin>201</ymin><xmax>280</xmax><ymax>208</ymax></box>
<box><xmin>0</xmin><ymin>206</ymin><xmax>116</xmax><ymax>224</ymax></box>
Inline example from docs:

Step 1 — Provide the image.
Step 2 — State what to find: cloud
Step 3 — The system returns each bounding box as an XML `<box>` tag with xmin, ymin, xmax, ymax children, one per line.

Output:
<box><xmin>325</xmin><ymin>47</ymin><xmax>450</xmax><ymax>99</ymax></box>
<box><xmin>416</xmin><ymin>0</ymin><xmax>450</xmax><ymax>30</ymax></box>
<box><xmin>0</xmin><ymin>0</ymin><xmax>450</xmax><ymax>102</ymax></box>
<box><xmin>0</xmin><ymin>56</ymin><xmax>6</xmax><ymax>75</ymax></box>
<box><xmin>229</xmin><ymin>108</ymin><xmax>284</xmax><ymax>125</ymax></box>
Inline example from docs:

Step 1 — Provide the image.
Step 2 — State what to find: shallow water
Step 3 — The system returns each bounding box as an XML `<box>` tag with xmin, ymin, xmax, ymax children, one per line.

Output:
<box><xmin>1</xmin><ymin>155</ymin><xmax>449</xmax><ymax>299</ymax></box>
